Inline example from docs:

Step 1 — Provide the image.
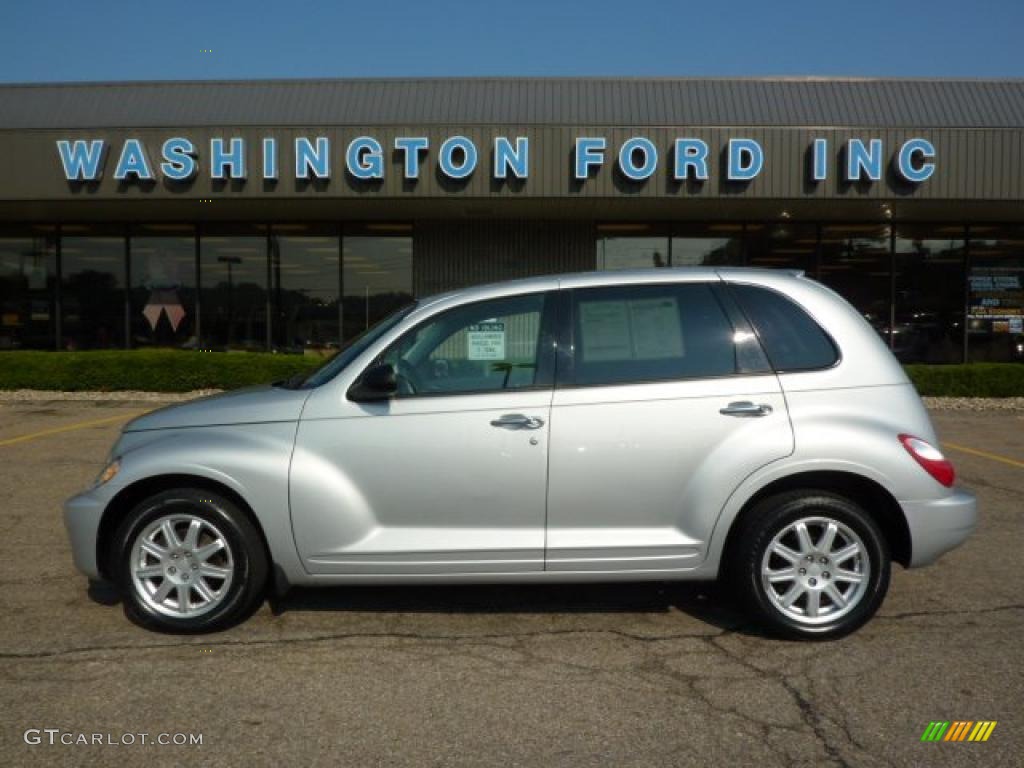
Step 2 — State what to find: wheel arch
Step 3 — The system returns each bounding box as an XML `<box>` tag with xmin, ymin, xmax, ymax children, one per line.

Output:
<box><xmin>95</xmin><ymin>474</ymin><xmax>272</xmax><ymax>582</ymax></box>
<box><xmin>720</xmin><ymin>470</ymin><xmax>912</xmax><ymax>571</ymax></box>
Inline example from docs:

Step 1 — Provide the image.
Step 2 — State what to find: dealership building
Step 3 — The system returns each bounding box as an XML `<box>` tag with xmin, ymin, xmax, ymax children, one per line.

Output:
<box><xmin>0</xmin><ymin>77</ymin><xmax>1022</xmax><ymax>362</ymax></box>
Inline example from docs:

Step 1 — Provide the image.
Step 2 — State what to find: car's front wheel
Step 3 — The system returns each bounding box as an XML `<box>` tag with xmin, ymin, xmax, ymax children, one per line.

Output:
<box><xmin>113</xmin><ymin>488</ymin><xmax>268</xmax><ymax>632</ymax></box>
<box><xmin>731</xmin><ymin>490</ymin><xmax>890</xmax><ymax>639</ymax></box>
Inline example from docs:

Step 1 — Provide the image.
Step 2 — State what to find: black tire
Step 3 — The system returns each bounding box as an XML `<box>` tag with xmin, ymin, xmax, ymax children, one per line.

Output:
<box><xmin>112</xmin><ymin>488</ymin><xmax>269</xmax><ymax>633</ymax></box>
<box><xmin>730</xmin><ymin>490</ymin><xmax>890</xmax><ymax>640</ymax></box>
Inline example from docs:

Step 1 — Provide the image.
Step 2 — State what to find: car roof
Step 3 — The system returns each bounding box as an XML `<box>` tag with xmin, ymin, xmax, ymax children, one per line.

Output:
<box><xmin>416</xmin><ymin>267</ymin><xmax>807</xmax><ymax>309</ymax></box>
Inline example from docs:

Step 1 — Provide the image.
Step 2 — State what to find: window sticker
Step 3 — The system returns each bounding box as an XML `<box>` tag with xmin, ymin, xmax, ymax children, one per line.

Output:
<box><xmin>579</xmin><ymin>301</ymin><xmax>632</xmax><ymax>361</ymax></box>
<box><xmin>467</xmin><ymin>322</ymin><xmax>506</xmax><ymax>360</ymax></box>
<box><xmin>579</xmin><ymin>297</ymin><xmax>683</xmax><ymax>362</ymax></box>
<box><xmin>630</xmin><ymin>298</ymin><xmax>684</xmax><ymax>359</ymax></box>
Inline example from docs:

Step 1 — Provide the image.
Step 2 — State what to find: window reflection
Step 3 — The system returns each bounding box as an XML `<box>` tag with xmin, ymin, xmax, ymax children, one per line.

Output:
<box><xmin>200</xmin><ymin>229</ymin><xmax>268</xmax><ymax>350</ymax></box>
<box><xmin>61</xmin><ymin>232</ymin><xmax>125</xmax><ymax>350</ymax></box>
<box><xmin>746</xmin><ymin>223</ymin><xmax>818</xmax><ymax>273</ymax></box>
<box><xmin>342</xmin><ymin>235</ymin><xmax>413</xmax><ymax>342</ymax></box>
<box><xmin>0</xmin><ymin>233</ymin><xmax>57</xmax><ymax>349</ymax></box>
<box><xmin>894</xmin><ymin>226</ymin><xmax>966</xmax><ymax>363</ymax></box>
<box><xmin>968</xmin><ymin>226</ymin><xmax>1024</xmax><ymax>362</ymax></box>
<box><xmin>819</xmin><ymin>225</ymin><xmax>891</xmax><ymax>344</ymax></box>
<box><xmin>671</xmin><ymin>224</ymin><xmax>744</xmax><ymax>267</ymax></box>
<box><xmin>270</xmin><ymin>226</ymin><xmax>339</xmax><ymax>354</ymax></box>
<box><xmin>597</xmin><ymin>236</ymin><xmax>669</xmax><ymax>270</ymax></box>
<box><xmin>129</xmin><ymin>227</ymin><xmax>196</xmax><ymax>348</ymax></box>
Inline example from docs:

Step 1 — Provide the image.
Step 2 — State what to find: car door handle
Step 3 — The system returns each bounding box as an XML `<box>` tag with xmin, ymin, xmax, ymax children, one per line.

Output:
<box><xmin>719</xmin><ymin>401</ymin><xmax>773</xmax><ymax>417</ymax></box>
<box><xmin>490</xmin><ymin>413</ymin><xmax>545</xmax><ymax>430</ymax></box>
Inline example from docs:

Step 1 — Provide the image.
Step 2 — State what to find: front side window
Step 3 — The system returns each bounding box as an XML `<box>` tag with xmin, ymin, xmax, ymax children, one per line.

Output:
<box><xmin>374</xmin><ymin>292</ymin><xmax>553</xmax><ymax>396</ymax></box>
<box><xmin>569</xmin><ymin>283</ymin><xmax>738</xmax><ymax>386</ymax></box>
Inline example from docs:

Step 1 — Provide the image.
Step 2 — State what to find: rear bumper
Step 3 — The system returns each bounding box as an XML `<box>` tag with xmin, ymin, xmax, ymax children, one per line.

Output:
<box><xmin>902</xmin><ymin>488</ymin><xmax>977</xmax><ymax>567</ymax></box>
<box><xmin>63</xmin><ymin>488</ymin><xmax>107</xmax><ymax>580</ymax></box>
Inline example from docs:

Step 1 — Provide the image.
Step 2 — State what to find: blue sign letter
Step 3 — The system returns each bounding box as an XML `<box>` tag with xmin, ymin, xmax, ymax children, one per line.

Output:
<box><xmin>394</xmin><ymin>137</ymin><xmax>429</xmax><ymax>179</ymax></box>
<box><xmin>494</xmin><ymin>136</ymin><xmax>529</xmax><ymax>179</ymax></box>
<box><xmin>57</xmin><ymin>140</ymin><xmax>105</xmax><ymax>181</ymax></box>
<box><xmin>347</xmin><ymin>137</ymin><xmax>384</xmax><ymax>180</ymax></box>
<box><xmin>727</xmin><ymin>139</ymin><xmax>763</xmax><ymax>181</ymax></box>
<box><xmin>295</xmin><ymin>137</ymin><xmax>331</xmax><ymax>179</ymax></box>
<box><xmin>263</xmin><ymin>138</ymin><xmax>278</xmax><ymax>180</ymax></box>
<box><xmin>211</xmin><ymin>138</ymin><xmax>247</xmax><ymax>179</ymax></box>
<box><xmin>113</xmin><ymin>139</ymin><xmax>154</xmax><ymax>181</ymax></box>
<box><xmin>575</xmin><ymin>137</ymin><xmax>606</xmax><ymax>179</ymax></box>
<box><xmin>160</xmin><ymin>138</ymin><xmax>196</xmax><ymax>181</ymax></box>
<box><xmin>673</xmin><ymin>139</ymin><xmax>708</xmax><ymax>181</ymax></box>
<box><xmin>896</xmin><ymin>138</ymin><xmax>935</xmax><ymax>183</ymax></box>
<box><xmin>439</xmin><ymin>136</ymin><xmax>478</xmax><ymax>179</ymax></box>
<box><xmin>618</xmin><ymin>137</ymin><xmax>657</xmax><ymax>181</ymax></box>
<box><xmin>812</xmin><ymin>138</ymin><xmax>828</xmax><ymax>182</ymax></box>
<box><xmin>846</xmin><ymin>139</ymin><xmax>883</xmax><ymax>181</ymax></box>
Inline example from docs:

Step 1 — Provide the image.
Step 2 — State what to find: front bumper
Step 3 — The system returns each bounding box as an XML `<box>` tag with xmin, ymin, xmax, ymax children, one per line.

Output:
<box><xmin>63</xmin><ymin>488</ymin><xmax>109</xmax><ymax>580</ymax></box>
<box><xmin>901</xmin><ymin>488</ymin><xmax>978</xmax><ymax>567</ymax></box>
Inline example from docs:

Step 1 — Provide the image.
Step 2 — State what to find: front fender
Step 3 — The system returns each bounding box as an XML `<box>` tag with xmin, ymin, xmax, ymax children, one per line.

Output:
<box><xmin>101</xmin><ymin>423</ymin><xmax>306</xmax><ymax>582</ymax></box>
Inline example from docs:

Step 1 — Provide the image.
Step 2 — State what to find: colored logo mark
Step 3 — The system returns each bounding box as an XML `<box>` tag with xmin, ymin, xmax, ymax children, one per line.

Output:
<box><xmin>921</xmin><ymin>721</ymin><xmax>997</xmax><ymax>742</ymax></box>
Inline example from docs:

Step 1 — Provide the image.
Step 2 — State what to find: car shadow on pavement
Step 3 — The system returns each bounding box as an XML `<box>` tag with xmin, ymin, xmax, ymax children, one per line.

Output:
<box><xmin>267</xmin><ymin>581</ymin><xmax>764</xmax><ymax>636</ymax></box>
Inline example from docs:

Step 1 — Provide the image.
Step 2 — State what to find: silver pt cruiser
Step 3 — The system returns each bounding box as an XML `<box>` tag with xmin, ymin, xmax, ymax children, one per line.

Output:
<box><xmin>64</xmin><ymin>268</ymin><xmax>976</xmax><ymax>638</ymax></box>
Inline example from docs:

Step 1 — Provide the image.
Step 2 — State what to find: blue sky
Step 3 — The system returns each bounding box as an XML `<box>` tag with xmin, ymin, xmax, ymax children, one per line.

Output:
<box><xmin>2</xmin><ymin>0</ymin><xmax>1022</xmax><ymax>82</ymax></box>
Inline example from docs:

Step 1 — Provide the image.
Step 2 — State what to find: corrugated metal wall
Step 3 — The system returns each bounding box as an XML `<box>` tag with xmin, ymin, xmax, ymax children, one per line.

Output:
<box><xmin>413</xmin><ymin>220</ymin><xmax>594</xmax><ymax>295</ymax></box>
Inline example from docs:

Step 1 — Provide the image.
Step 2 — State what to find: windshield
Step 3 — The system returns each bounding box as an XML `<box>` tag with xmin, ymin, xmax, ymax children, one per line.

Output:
<box><xmin>285</xmin><ymin>302</ymin><xmax>418</xmax><ymax>388</ymax></box>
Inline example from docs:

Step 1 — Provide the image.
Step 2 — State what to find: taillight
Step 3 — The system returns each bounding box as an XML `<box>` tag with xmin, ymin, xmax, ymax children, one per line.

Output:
<box><xmin>899</xmin><ymin>434</ymin><xmax>955</xmax><ymax>487</ymax></box>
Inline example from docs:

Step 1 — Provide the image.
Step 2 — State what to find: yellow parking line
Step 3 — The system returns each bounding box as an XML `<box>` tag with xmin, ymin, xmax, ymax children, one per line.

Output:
<box><xmin>943</xmin><ymin>441</ymin><xmax>1024</xmax><ymax>470</ymax></box>
<box><xmin>0</xmin><ymin>411</ymin><xmax>145</xmax><ymax>448</ymax></box>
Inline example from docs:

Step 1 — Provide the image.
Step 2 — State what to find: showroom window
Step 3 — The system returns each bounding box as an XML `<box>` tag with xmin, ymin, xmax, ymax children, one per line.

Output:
<box><xmin>269</xmin><ymin>225</ymin><xmax>340</xmax><ymax>354</ymax></box>
<box><xmin>597</xmin><ymin>230</ymin><xmax>670</xmax><ymax>270</ymax></box>
<box><xmin>0</xmin><ymin>231</ymin><xmax>58</xmax><ymax>350</ymax></box>
<box><xmin>746</xmin><ymin>223</ymin><xmax>819</xmax><ymax>274</ymax></box>
<box><xmin>894</xmin><ymin>225</ymin><xmax>967</xmax><ymax>363</ymax></box>
<box><xmin>671</xmin><ymin>224</ymin><xmax>744</xmax><ymax>267</ymax></box>
<box><xmin>60</xmin><ymin>228</ymin><xmax>126</xmax><ymax>350</ymax></box>
<box><xmin>342</xmin><ymin>231</ymin><xmax>414</xmax><ymax>343</ymax></box>
<box><xmin>200</xmin><ymin>227</ymin><xmax>269</xmax><ymax>351</ymax></box>
<box><xmin>819</xmin><ymin>224</ymin><xmax>892</xmax><ymax>344</ymax></box>
<box><xmin>129</xmin><ymin>226</ymin><xmax>197</xmax><ymax>348</ymax></box>
<box><xmin>967</xmin><ymin>226</ymin><xmax>1024</xmax><ymax>362</ymax></box>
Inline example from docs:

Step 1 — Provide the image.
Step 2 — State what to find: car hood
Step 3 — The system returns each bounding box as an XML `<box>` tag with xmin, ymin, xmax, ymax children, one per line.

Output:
<box><xmin>124</xmin><ymin>385</ymin><xmax>313</xmax><ymax>432</ymax></box>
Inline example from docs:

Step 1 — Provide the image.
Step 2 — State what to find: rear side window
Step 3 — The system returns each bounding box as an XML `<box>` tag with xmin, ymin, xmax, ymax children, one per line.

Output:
<box><xmin>569</xmin><ymin>283</ymin><xmax>737</xmax><ymax>385</ymax></box>
<box><xmin>730</xmin><ymin>283</ymin><xmax>838</xmax><ymax>372</ymax></box>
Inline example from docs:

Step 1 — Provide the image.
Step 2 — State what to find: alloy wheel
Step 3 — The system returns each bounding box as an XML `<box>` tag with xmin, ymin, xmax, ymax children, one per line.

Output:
<box><xmin>759</xmin><ymin>516</ymin><xmax>870</xmax><ymax>626</ymax></box>
<box><xmin>129</xmin><ymin>513</ymin><xmax>235</xmax><ymax>619</ymax></box>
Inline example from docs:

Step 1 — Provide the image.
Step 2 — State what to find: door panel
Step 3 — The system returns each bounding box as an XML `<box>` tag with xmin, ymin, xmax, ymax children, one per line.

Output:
<box><xmin>546</xmin><ymin>377</ymin><xmax>792</xmax><ymax>571</ymax></box>
<box><xmin>291</xmin><ymin>392</ymin><xmax>551</xmax><ymax>574</ymax></box>
<box><xmin>545</xmin><ymin>281</ymin><xmax>793</xmax><ymax>572</ymax></box>
<box><xmin>290</xmin><ymin>290</ymin><xmax>556</xmax><ymax>575</ymax></box>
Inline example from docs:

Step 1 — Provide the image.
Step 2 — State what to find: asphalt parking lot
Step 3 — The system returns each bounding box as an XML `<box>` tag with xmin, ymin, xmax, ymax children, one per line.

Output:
<box><xmin>0</xmin><ymin>399</ymin><xmax>1021</xmax><ymax>767</ymax></box>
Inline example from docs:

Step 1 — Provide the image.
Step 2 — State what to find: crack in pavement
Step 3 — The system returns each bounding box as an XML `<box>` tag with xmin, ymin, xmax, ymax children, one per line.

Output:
<box><xmin>2</xmin><ymin>602</ymin><xmax>1020</xmax><ymax>662</ymax></box>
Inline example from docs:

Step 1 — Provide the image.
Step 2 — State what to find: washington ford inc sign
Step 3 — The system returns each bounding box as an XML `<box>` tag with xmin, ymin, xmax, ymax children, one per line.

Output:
<box><xmin>56</xmin><ymin>135</ymin><xmax>937</xmax><ymax>185</ymax></box>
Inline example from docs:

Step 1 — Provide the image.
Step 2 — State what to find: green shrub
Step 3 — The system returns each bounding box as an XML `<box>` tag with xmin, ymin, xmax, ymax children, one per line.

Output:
<box><xmin>904</xmin><ymin>363</ymin><xmax>1024</xmax><ymax>398</ymax></box>
<box><xmin>0</xmin><ymin>352</ymin><xmax>1022</xmax><ymax>395</ymax></box>
<box><xmin>0</xmin><ymin>350</ymin><xmax>322</xmax><ymax>392</ymax></box>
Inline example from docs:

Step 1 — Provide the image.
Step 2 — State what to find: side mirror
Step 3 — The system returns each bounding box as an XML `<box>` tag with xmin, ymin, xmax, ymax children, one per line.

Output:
<box><xmin>348</xmin><ymin>363</ymin><xmax>398</xmax><ymax>402</ymax></box>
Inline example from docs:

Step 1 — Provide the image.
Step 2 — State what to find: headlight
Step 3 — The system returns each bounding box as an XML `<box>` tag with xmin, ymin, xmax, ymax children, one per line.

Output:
<box><xmin>95</xmin><ymin>458</ymin><xmax>121</xmax><ymax>487</ymax></box>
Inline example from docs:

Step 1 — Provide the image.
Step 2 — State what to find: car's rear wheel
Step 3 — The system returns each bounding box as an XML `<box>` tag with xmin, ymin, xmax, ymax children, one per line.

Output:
<box><xmin>113</xmin><ymin>488</ymin><xmax>268</xmax><ymax>632</ymax></box>
<box><xmin>731</xmin><ymin>490</ymin><xmax>890</xmax><ymax>639</ymax></box>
